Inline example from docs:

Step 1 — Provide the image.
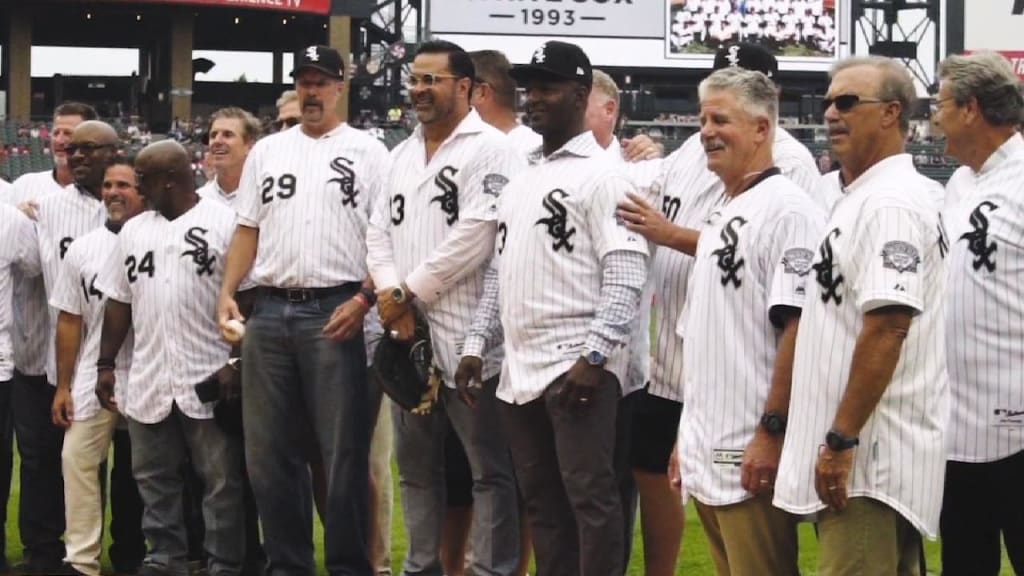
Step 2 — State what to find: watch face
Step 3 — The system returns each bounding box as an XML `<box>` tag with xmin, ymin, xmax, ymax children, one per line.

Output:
<box><xmin>586</xmin><ymin>351</ymin><xmax>606</xmax><ymax>366</ymax></box>
<box><xmin>392</xmin><ymin>287</ymin><xmax>405</xmax><ymax>302</ymax></box>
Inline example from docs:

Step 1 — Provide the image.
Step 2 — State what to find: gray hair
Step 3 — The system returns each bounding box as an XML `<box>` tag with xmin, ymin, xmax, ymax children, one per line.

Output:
<box><xmin>830</xmin><ymin>56</ymin><xmax>916</xmax><ymax>133</ymax></box>
<box><xmin>938</xmin><ymin>51</ymin><xmax>1023</xmax><ymax>128</ymax></box>
<box><xmin>698</xmin><ymin>67</ymin><xmax>778</xmax><ymax>126</ymax></box>
<box><xmin>276</xmin><ymin>90</ymin><xmax>298</xmax><ymax>109</ymax></box>
<box><xmin>592</xmin><ymin>69</ymin><xmax>620</xmax><ymax>107</ymax></box>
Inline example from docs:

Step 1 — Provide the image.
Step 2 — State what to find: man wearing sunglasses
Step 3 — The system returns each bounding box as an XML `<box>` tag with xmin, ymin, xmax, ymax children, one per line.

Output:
<box><xmin>5</xmin><ymin>101</ymin><xmax>98</xmax><ymax>575</ymax></box>
<box><xmin>933</xmin><ymin>51</ymin><xmax>1024</xmax><ymax>576</ymax></box>
<box><xmin>218</xmin><ymin>44</ymin><xmax>390</xmax><ymax>576</ymax></box>
<box><xmin>274</xmin><ymin>90</ymin><xmax>301</xmax><ymax>133</ymax></box>
<box><xmin>368</xmin><ymin>39</ymin><xmax>524</xmax><ymax>576</ymax></box>
<box><xmin>469</xmin><ymin>49</ymin><xmax>543</xmax><ymax>157</ymax></box>
<box><xmin>774</xmin><ymin>56</ymin><xmax>949</xmax><ymax>575</ymax></box>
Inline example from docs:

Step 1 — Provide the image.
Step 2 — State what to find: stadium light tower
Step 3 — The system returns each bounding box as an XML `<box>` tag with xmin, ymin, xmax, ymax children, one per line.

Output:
<box><xmin>852</xmin><ymin>0</ymin><xmax>941</xmax><ymax>89</ymax></box>
<box><xmin>350</xmin><ymin>0</ymin><xmax>422</xmax><ymax>110</ymax></box>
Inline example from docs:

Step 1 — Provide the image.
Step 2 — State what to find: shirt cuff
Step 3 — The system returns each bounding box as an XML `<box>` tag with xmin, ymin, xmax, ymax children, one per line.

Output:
<box><xmin>405</xmin><ymin>267</ymin><xmax>444</xmax><ymax>305</ymax></box>
<box><xmin>371</xmin><ymin>268</ymin><xmax>401</xmax><ymax>292</ymax></box>
<box><xmin>236</xmin><ymin>216</ymin><xmax>259</xmax><ymax>228</ymax></box>
<box><xmin>462</xmin><ymin>336</ymin><xmax>486</xmax><ymax>359</ymax></box>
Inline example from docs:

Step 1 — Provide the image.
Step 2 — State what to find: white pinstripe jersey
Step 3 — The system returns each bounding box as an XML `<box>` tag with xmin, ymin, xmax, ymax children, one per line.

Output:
<box><xmin>604</xmin><ymin>139</ymin><xmax>665</xmax><ymax>396</ymax></box>
<box><xmin>0</xmin><ymin>204</ymin><xmax>41</xmax><ymax>381</ymax></box>
<box><xmin>678</xmin><ymin>172</ymin><xmax>825</xmax><ymax>506</ymax></box>
<box><xmin>35</xmin><ymin>185</ymin><xmax>107</xmax><ymax>384</ymax></box>
<box><xmin>943</xmin><ymin>134</ymin><xmax>1024</xmax><ymax>463</ymax></box>
<box><xmin>0</xmin><ymin>179</ymin><xmax>12</xmax><ymax>200</ymax></box>
<box><xmin>774</xmin><ymin>154</ymin><xmax>949</xmax><ymax>538</ymax></box>
<box><xmin>237</xmin><ymin>123</ymin><xmax>390</xmax><ymax>288</ymax></box>
<box><xmin>507</xmin><ymin>124</ymin><xmax>542</xmax><ymax>158</ymax></box>
<box><xmin>820</xmin><ymin>168</ymin><xmax>947</xmax><ymax>216</ymax></box>
<box><xmin>368</xmin><ymin>110</ymin><xmax>524</xmax><ymax>386</ymax></box>
<box><xmin>97</xmin><ymin>198</ymin><xmax>235</xmax><ymax>423</ymax></box>
<box><xmin>8</xmin><ymin>171</ymin><xmax>65</xmax><ymax>375</ymax></box>
<box><xmin>49</xmin><ymin>227</ymin><xmax>133</xmax><ymax>421</ymax></box>
<box><xmin>494</xmin><ymin>131</ymin><xmax>647</xmax><ymax>404</ymax></box>
<box><xmin>647</xmin><ymin>129</ymin><xmax>819</xmax><ymax>402</ymax></box>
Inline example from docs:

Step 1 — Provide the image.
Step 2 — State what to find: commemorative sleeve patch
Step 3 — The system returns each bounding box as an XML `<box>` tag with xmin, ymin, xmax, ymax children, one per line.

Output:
<box><xmin>781</xmin><ymin>247</ymin><xmax>814</xmax><ymax>276</ymax></box>
<box><xmin>881</xmin><ymin>240</ymin><xmax>921</xmax><ymax>273</ymax></box>
<box><xmin>483</xmin><ymin>174</ymin><xmax>509</xmax><ymax>197</ymax></box>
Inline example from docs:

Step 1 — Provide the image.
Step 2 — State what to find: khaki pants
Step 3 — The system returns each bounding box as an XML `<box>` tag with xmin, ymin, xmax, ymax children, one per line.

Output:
<box><xmin>818</xmin><ymin>497</ymin><xmax>922</xmax><ymax>576</ymax></box>
<box><xmin>694</xmin><ymin>493</ymin><xmax>800</xmax><ymax>576</ymax></box>
<box><xmin>61</xmin><ymin>410</ymin><xmax>119</xmax><ymax>576</ymax></box>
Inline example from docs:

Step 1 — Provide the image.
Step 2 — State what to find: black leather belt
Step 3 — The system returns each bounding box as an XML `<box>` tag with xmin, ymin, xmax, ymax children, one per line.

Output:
<box><xmin>260</xmin><ymin>283</ymin><xmax>358</xmax><ymax>303</ymax></box>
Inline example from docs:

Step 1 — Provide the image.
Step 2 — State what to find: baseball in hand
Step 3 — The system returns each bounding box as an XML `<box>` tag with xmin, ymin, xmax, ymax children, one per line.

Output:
<box><xmin>223</xmin><ymin>319</ymin><xmax>246</xmax><ymax>343</ymax></box>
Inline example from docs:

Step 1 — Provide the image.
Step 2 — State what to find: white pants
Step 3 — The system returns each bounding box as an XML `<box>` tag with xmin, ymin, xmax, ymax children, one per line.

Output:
<box><xmin>62</xmin><ymin>410</ymin><xmax>118</xmax><ymax>576</ymax></box>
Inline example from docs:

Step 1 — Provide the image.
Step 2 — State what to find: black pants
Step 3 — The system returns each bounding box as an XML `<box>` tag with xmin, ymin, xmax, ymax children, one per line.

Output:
<box><xmin>0</xmin><ymin>381</ymin><xmax>14</xmax><ymax>565</ymax></box>
<box><xmin>615</xmin><ymin>391</ymin><xmax>638</xmax><ymax>573</ymax></box>
<box><xmin>12</xmin><ymin>371</ymin><xmax>65</xmax><ymax>563</ymax></box>
<box><xmin>108</xmin><ymin>428</ymin><xmax>147</xmax><ymax>573</ymax></box>
<box><xmin>941</xmin><ymin>449</ymin><xmax>1024</xmax><ymax>575</ymax></box>
<box><xmin>499</xmin><ymin>372</ymin><xmax>624</xmax><ymax>576</ymax></box>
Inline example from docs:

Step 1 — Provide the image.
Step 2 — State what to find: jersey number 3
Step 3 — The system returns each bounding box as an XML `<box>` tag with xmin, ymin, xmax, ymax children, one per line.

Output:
<box><xmin>125</xmin><ymin>251</ymin><xmax>155</xmax><ymax>283</ymax></box>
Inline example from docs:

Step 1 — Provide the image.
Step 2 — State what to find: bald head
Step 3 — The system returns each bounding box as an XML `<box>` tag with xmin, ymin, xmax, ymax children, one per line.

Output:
<box><xmin>68</xmin><ymin>121</ymin><xmax>120</xmax><ymax>194</ymax></box>
<box><xmin>72</xmin><ymin>120</ymin><xmax>118</xmax><ymax>145</ymax></box>
<box><xmin>136</xmin><ymin>140</ymin><xmax>196</xmax><ymax>216</ymax></box>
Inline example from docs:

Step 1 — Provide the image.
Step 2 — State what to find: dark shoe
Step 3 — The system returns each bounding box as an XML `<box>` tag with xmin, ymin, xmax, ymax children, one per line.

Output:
<box><xmin>135</xmin><ymin>564</ymin><xmax>173</xmax><ymax>576</ymax></box>
<box><xmin>12</xmin><ymin>557</ymin><xmax>73</xmax><ymax>575</ymax></box>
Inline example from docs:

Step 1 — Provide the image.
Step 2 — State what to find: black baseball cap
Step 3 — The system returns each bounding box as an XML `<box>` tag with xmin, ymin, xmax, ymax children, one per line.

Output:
<box><xmin>510</xmin><ymin>41</ymin><xmax>592</xmax><ymax>87</ymax></box>
<box><xmin>712</xmin><ymin>42</ymin><xmax>778</xmax><ymax>79</ymax></box>
<box><xmin>291</xmin><ymin>45</ymin><xmax>345</xmax><ymax>81</ymax></box>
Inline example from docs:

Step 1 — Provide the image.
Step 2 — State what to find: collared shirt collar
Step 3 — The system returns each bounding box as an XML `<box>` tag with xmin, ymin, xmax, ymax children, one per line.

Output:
<box><xmin>976</xmin><ymin>132</ymin><xmax>1024</xmax><ymax>176</ymax></box>
<box><xmin>840</xmin><ymin>153</ymin><xmax>915</xmax><ymax>194</ymax></box>
<box><xmin>209</xmin><ymin>177</ymin><xmax>236</xmax><ymax>200</ymax></box>
<box><xmin>527</xmin><ymin>130</ymin><xmax>603</xmax><ymax>165</ymax></box>
<box><xmin>412</xmin><ymin>108</ymin><xmax>489</xmax><ymax>145</ymax></box>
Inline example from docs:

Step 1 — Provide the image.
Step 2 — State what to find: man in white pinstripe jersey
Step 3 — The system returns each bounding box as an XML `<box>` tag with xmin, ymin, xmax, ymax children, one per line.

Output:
<box><xmin>367</xmin><ymin>39</ymin><xmax>523</xmax><ymax>576</ymax></box>
<box><xmin>96</xmin><ymin>140</ymin><xmax>245</xmax><ymax>576</ymax></box>
<box><xmin>218</xmin><ymin>45</ymin><xmax>390</xmax><ymax>576</ymax></box>
<box><xmin>931</xmin><ymin>51</ymin><xmax>1024</xmax><ymax>575</ymax></box>
<box><xmin>458</xmin><ymin>40</ymin><xmax>648</xmax><ymax>576</ymax></box>
<box><xmin>773</xmin><ymin>56</ymin><xmax>949</xmax><ymax>575</ymax></box>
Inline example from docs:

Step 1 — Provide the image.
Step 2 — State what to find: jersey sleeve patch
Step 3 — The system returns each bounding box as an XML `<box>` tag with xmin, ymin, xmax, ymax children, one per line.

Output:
<box><xmin>782</xmin><ymin>247</ymin><xmax>814</xmax><ymax>276</ymax></box>
<box><xmin>483</xmin><ymin>174</ymin><xmax>509</xmax><ymax>197</ymax></box>
<box><xmin>881</xmin><ymin>240</ymin><xmax>921</xmax><ymax>273</ymax></box>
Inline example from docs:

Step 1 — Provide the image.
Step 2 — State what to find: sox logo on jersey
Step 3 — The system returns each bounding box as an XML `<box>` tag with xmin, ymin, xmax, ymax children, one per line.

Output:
<box><xmin>182</xmin><ymin>227</ymin><xmax>215</xmax><ymax>276</ymax></box>
<box><xmin>959</xmin><ymin>200</ymin><xmax>998</xmax><ymax>271</ymax></box>
<box><xmin>329</xmin><ymin>156</ymin><xmax>358</xmax><ymax>207</ymax></box>
<box><xmin>813</xmin><ymin>228</ymin><xmax>844</xmax><ymax>304</ymax></box>
<box><xmin>536</xmin><ymin>189</ymin><xmax>576</xmax><ymax>252</ymax></box>
<box><xmin>431</xmin><ymin>166</ymin><xmax>459</xmax><ymax>225</ymax></box>
<box><xmin>711</xmin><ymin>215</ymin><xmax>747</xmax><ymax>288</ymax></box>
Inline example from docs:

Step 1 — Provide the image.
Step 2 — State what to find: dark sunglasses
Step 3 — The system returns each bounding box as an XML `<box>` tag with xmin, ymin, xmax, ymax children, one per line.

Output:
<box><xmin>274</xmin><ymin>117</ymin><xmax>300</xmax><ymax>131</ymax></box>
<box><xmin>822</xmin><ymin>94</ymin><xmax>891</xmax><ymax>113</ymax></box>
<box><xmin>66</xmin><ymin>142</ymin><xmax>115</xmax><ymax>155</ymax></box>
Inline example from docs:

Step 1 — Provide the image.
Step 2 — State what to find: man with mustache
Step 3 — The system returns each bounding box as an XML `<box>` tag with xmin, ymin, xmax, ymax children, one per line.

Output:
<box><xmin>774</xmin><ymin>56</ymin><xmax>949</xmax><ymax>574</ymax></box>
<box><xmin>931</xmin><ymin>51</ymin><xmax>1024</xmax><ymax>575</ymax></box>
<box><xmin>367</xmin><ymin>39</ymin><xmax>523</xmax><ymax>576</ymax></box>
<box><xmin>5</xmin><ymin>102</ymin><xmax>97</xmax><ymax>575</ymax></box>
<box><xmin>218</xmin><ymin>45</ymin><xmax>390</xmax><ymax>576</ymax></box>
<box><xmin>50</xmin><ymin>157</ymin><xmax>147</xmax><ymax>576</ymax></box>
<box><xmin>457</xmin><ymin>41</ymin><xmax>647</xmax><ymax>576</ymax></box>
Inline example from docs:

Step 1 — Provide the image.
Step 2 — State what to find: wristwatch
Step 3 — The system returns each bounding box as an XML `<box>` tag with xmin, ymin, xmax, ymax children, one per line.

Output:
<box><xmin>825</xmin><ymin>429</ymin><xmax>860</xmax><ymax>452</ymax></box>
<box><xmin>583</xmin><ymin>350</ymin><xmax>607</xmax><ymax>368</ymax></box>
<box><xmin>391</xmin><ymin>285</ymin><xmax>408</xmax><ymax>305</ymax></box>
<box><xmin>759</xmin><ymin>412</ymin><xmax>787</xmax><ymax>436</ymax></box>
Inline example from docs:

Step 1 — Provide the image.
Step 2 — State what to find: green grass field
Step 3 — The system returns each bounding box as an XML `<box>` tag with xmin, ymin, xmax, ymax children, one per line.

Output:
<box><xmin>3</xmin><ymin>457</ymin><xmax>1012</xmax><ymax>575</ymax></box>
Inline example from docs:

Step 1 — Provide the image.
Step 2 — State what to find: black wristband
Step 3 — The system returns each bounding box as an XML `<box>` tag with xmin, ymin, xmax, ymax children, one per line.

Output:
<box><xmin>96</xmin><ymin>357</ymin><xmax>116</xmax><ymax>370</ymax></box>
<box><xmin>359</xmin><ymin>287</ymin><xmax>378</xmax><ymax>307</ymax></box>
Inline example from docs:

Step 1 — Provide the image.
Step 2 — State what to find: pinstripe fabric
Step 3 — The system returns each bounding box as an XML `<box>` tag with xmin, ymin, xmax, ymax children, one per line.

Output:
<box><xmin>49</xmin><ymin>227</ymin><xmax>133</xmax><ymax>422</ymax></box>
<box><xmin>484</xmin><ymin>131</ymin><xmax>648</xmax><ymax>404</ymax></box>
<box><xmin>367</xmin><ymin>110</ymin><xmax>524</xmax><ymax>386</ymax></box>
<box><xmin>34</xmin><ymin>185</ymin><xmax>107</xmax><ymax>384</ymax></box>
<box><xmin>0</xmin><ymin>203</ymin><xmax>41</xmax><ymax>381</ymax></box>
<box><xmin>8</xmin><ymin>171</ymin><xmax>66</xmax><ymax>375</ymax></box>
<box><xmin>774</xmin><ymin>154</ymin><xmax>949</xmax><ymax>538</ymax></box>
<box><xmin>236</xmin><ymin>123</ymin><xmax>391</xmax><ymax>288</ymax></box>
<box><xmin>678</xmin><ymin>174</ymin><xmax>825</xmax><ymax>506</ymax></box>
<box><xmin>507</xmin><ymin>124</ymin><xmax>542</xmax><ymax>158</ymax></box>
<box><xmin>96</xmin><ymin>198</ymin><xmax>235</xmax><ymax>423</ymax></box>
<box><xmin>647</xmin><ymin>129</ymin><xmax>819</xmax><ymax>403</ymax></box>
<box><xmin>943</xmin><ymin>133</ymin><xmax>1024</xmax><ymax>463</ymax></box>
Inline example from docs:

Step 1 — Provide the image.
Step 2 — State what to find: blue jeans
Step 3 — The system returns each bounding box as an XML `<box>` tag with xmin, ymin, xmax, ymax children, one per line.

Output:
<box><xmin>128</xmin><ymin>406</ymin><xmax>245</xmax><ymax>576</ymax></box>
<box><xmin>243</xmin><ymin>288</ymin><xmax>372</xmax><ymax>576</ymax></box>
